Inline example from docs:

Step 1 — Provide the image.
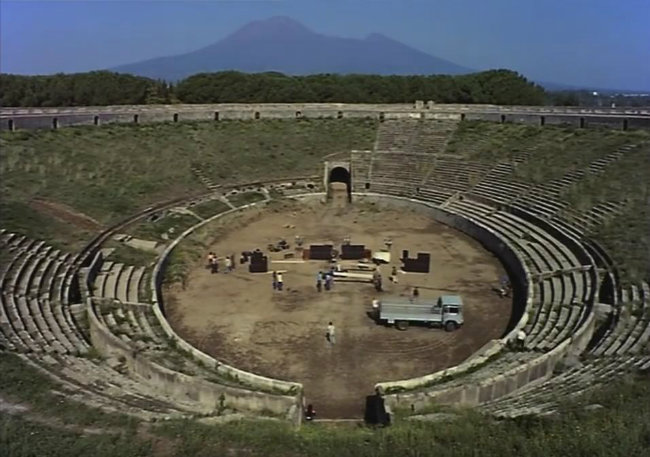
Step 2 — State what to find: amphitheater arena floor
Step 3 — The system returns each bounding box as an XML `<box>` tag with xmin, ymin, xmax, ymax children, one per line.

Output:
<box><xmin>165</xmin><ymin>196</ymin><xmax>511</xmax><ymax>418</ymax></box>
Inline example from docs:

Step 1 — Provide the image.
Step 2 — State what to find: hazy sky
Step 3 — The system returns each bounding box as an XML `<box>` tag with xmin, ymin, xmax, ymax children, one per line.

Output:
<box><xmin>1</xmin><ymin>0</ymin><xmax>649</xmax><ymax>90</ymax></box>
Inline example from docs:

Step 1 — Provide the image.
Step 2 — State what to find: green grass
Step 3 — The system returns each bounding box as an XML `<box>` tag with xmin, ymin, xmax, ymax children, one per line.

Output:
<box><xmin>447</xmin><ymin>121</ymin><xmax>649</xmax><ymax>183</ymax></box>
<box><xmin>0</xmin><ymin>414</ymin><xmax>152</xmax><ymax>457</ymax></box>
<box><xmin>593</xmin><ymin>200</ymin><xmax>650</xmax><ymax>285</ymax></box>
<box><xmin>124</xmin><ymin>373</ymin><xmax>650</xmax><ymax>456</ymax></box>
<box><xmin>105</xmin><ymin>242</ymin><xmax>158</xmax><ymax>268</ymax></box>
<box><xmin>0</xmin><ymin>119</ymin><xmax>377</xmax><ymax>229</ymax></box>
<box><xmin>228</xmin><ymin>191</ymin><xmax>267</xmax><ymax>207</ymax></box>
<box><xmin>191</xmin><ymin>199</ymin><xmax>230</xmax><ymax>219</ymax></box>
<box><xmin>2</xmin><ymin>370</ymin><xmax>649</xmax><ymax>457</ymax></box>
<box><xmin>0</xmin><ymin>353</ymin><xmax>135</xmax><ymax>429</ymax></box>
<box><xmin>561</xmin><ymin>143</ymin><xmax>650</xmax><ymax>284</ymax></box>
<box><xmin>129</xmin><ymin>212</ymin><xmax>200</xmax><ymax>242</ymax></box>
<box><xmin>0</xmin><ymin>200</ymin><xmax>91</xmax><ymax>251</ymax></box>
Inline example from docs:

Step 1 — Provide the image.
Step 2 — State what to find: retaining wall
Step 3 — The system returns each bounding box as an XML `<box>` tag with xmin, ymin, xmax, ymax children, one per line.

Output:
<box><xmin>346</xmin><ymin>194</ymin><xmax>598</xmax><ymax>411</ymax></box>
<box><xmin>349</xmin><ymin>194</ymin><xmax>533</xmax><ymax>392</ymax></box>
<box><xmin>382</xmin><ymin>308</ymin><xmax>596</xmax><ymax>412</ymax></box>
<box><xmin>2</xmin><ymin>103</ymin><xmax>648</xmax><ymax>131</ymax></box>
<box><xmin>151</xmin><ymin>198</ymin><xmax>303</xmax><ymax>397</ymax></box>
<box><xmin>87</xmin><ymin>300</ymin><xmax>301</xmax><ymax>422</ymax></box>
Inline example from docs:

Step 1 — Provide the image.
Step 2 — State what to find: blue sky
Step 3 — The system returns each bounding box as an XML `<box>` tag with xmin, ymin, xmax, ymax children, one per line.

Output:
<box><xmin>1</xmin><ymin>0</ymin><xmax>648</xmax><ymax>90</ymax></box>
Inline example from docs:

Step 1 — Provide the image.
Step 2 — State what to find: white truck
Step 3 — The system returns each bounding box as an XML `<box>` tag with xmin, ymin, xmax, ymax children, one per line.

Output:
<box><xmin>372</xmin><ymin>295</ymin><xmax>464</xmax><ymax>331</ymax></box>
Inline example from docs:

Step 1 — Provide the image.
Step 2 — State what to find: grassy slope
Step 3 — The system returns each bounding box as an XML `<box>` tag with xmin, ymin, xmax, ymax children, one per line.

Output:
<box><xmin>0</xmin><ymin>119</ymin><xmax>377</xmax><ymax>247</ymax></box>
<box><xmin>449</xmin><ymin>121</ymin><xmax>650</xmax><ymax>282</ymax></box>
<box><xmin>565</xmin><ymin>143</ymin><xmax>650</xmax><ymax>284</ymax></box>
<box><xmin>447</xmin><ymin>121</ymin><xmax>649</xmax><ymax>183</ymax></box>
<box><xmin>1</xmin><ymin>349</ymin><xmax>648</xmax><ymax>457</ymax></box>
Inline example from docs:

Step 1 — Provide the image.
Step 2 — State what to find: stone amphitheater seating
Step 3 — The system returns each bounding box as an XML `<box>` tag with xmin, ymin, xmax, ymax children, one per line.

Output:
<box><xmin>420</xmin><ymin>158</ymin><xmax>493</xmax><ymax>194</ymax></box>
<box><xmin>375</xmin><ymin>119</ymin><xmax>459</xmax><ymax>154</ymax></box>
<box><xmin>444</xmin><ymin>199</ymin><xmax>593</xmax><ymax>352</ymax></box>
<box><xmin>468</xmin><ymin>145</ymin><xmax>635</xmax><ymax>227</ymax></box>
<box><xmin>2</xmin><ymin>127</ymin><xmax>648</xmax><ymax>422</ymax></box>
<box><xmin>356</xmin><ymin>134</ymin><xmax>648</xmax><ymax>416</ymax></box>
<box><xmin>481</xmin><ymin>282</ymin><xmax>649</xmax><ymax>418</ymax></box>
<box><xmin>93</xmin><ymin>260</ymin><xmax>146</xmax><ymax>303</ymax></box>
<box><xmin>1</xmin><ymin>233</ymin><xmax>88</xmax><ymax>355</ymax></box>
<box><xmin>0</xmin><ymin>230</ymin><xmax>301</xmax><ymax>422</ymax></box>
<box><xmin>481</xmin><ymin>355</ymin><xmax>649</xmax><ymax>418</ymax></box>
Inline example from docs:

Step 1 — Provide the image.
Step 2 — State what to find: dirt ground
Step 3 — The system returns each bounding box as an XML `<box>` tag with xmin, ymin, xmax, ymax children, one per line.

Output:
<box><xmin>167</xmin><ymin>186</ymin><xmax>511</xmax><ymax>418</ymax></box>
<box><xmin>29</xmin><ymin>198</ymin><xmax>102</xmax><ymax>231</ymax></box>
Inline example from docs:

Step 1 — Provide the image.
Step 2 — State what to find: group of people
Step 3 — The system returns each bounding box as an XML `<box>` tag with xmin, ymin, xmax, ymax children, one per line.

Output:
<box><xmin>206</xmin><ymin>252</ymin><xmax>235</xmax><ymax>274</ymax></box>
<box><xmin>315</xmin><ymin>270</ymin><xmax>335</xmax><ymax>292</ymax></box>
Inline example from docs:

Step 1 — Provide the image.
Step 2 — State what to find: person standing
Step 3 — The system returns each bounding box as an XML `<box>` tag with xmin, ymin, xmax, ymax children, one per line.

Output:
<box><xmin>305</xmin><ymin>404</ymin><xmax>316</xmax><ymax>421</ymax></box>
<box><xmin>224</xmin><ymin>256</ymin><xmax>232</xmax><ymax>273</ymax></box>
<box><xmin>324</xmin><ymin>273</ymin><xmax>332</xmax><ymax>291</ymax></box>
<box><xmin>277</xmin><ymin>272</ymin><xmax>284</xmax><ymax>291</ymax></box>
<box><xmin>326</xmin><ymin>322</ymin><xmax>336</xmax><ymax>344</ymax></box>
<box><xmin>316</xmin><ymin>271</ymin><xmax>323</xmax><ymax>293</ymax></box>
<box><xmin>412</xmin><ymin>287</ymin><xmax>420</xmax><ymax>301</ymax></box>
<box><xmin>516</xmin><ymin>329</ymin><xmax>527</xmax><ymax>350</ymax></box>
<box><xmin>272</xmin><ymin>271</ymin><xmax>278</xmax><ymax>291</ymax></box>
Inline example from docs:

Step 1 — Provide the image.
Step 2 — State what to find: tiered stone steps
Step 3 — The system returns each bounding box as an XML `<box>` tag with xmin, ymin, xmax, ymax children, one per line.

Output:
<box><xmin>375</xmin><ymin>119</ymin><xmax>459</xmax><ymax>154</ymax></box>
<box><xmin>445</xmin><ymin>199</ymin><xmax>592</xmax><ymax>352</ymax></box>
<box><xmin>1</xmin><ymin>232</ymin><xmax>299</xmax><ymax>421</ymax></box>
<box><xmin>94</xmin><ymin>262</ymin><xmax>147</xmax><ymax>304</ymax></box>
<box><xmin>481</xmin><ymin>356</ymin><xmax>649</xmax><ymax>418</ymax></box>
<box><xmin>1</xmin><ymin>234</ymin><xmax>89</xmax><ymax>354</ymax></box>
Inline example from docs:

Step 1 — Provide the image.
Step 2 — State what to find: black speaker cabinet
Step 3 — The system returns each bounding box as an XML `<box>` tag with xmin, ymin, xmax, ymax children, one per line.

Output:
<box><xmin>402</xmin><ymin>252</ymin><xmax>430</xmax><ymax>273</ymax></box>
<box><xmin>364</xmin><ymin>394</ymin><xmax>389</xmax><ymax>426</ymax></box>
<box><xmin>309</xmin><ymin>244</ymin><xmax>333</xmax><ymax>260</ymax></box>
<box><xmin>248</xmin><ymin>256</ymin><xmax>268</xmax><ymax>273</ymax></box>
<box><xmin>341</xmin><ymin>244</ymin><xmax>365</xmax><ymax>260</ymax></box>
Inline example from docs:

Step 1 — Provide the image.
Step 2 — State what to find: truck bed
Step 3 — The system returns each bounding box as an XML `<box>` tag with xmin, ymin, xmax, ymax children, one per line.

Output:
<box><xmin>379</xmin><ymin>301</ymin><xmax>441</xmax><ymax>323</ymax></box>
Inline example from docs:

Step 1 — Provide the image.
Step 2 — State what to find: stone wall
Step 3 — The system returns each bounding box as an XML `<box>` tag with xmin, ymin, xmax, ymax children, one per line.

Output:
<box><xmin>345</xmin><ymin>194</ymin><xmax>598</xmax><ymax>411</ymax></box>
<box><xmin>2</xmin><ymin>103</ymin><xmax>648</xmax><ymax>131</ymax></box>
<box><xmin>86</xmin><ymin>300</ymin><xmax>302</xmax><ymax>422</ymax></box>
<box><xmin>152</xmin><ymin>200</ymin><xmax>304</xmax><ymax>397</ymax></box>
<box><xmin>350</xmin><ymin>194</ymin><xmax>533</xmax><ymax>391</ymax></box>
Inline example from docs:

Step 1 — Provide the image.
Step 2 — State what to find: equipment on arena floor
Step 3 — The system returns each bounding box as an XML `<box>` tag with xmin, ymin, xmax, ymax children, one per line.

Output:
<box><xmin>340</xmin><ymin>244</ymin><xmax>365</xmax><ymax>260</ymax></box>
<box><xmin>373</xmin><ymin>295</ymin><xmax>464</xmax><ymax>331</ymax></box>
<box><xmin>268</xmin><ymin>239</ymin><xmax>290</xmax><ymax>252</ymax></box>
<box><xmin>401</xmin><ymin>251</ymin><xmax>430</xmax><ymax>273</ymax></box>
<box><xmin>332</xmin><ymin>271</ymin><xmax>374</xmax><ymax>282</ymax></box>
<box><xmin>372</xmin><ymin>250</ymin><xmax>391</xmax><ymax>264</ymax></box>
<box><xmin>364</xmin><ymin>394</ymin><xmax>390</xmax><ymax>426</ymax></box>
<box><xmin>308</xmin><ymin>244</ymin><xmax>333</xmax><ymax>260</ymax></box>
<box><xmin>249</xmin><ymin>251</ymin><xmax>268</xmax><ymax>273</ymax></box>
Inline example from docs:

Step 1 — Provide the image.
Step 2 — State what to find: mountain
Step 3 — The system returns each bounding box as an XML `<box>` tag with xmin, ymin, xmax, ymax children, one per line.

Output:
<box><xmin>110</xmin><ymin>16</ymin><xmax>473</xmax><ymax>81</ymax></box>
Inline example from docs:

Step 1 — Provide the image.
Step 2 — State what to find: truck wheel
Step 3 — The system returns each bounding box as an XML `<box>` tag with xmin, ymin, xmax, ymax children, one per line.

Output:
<box><xmin>445</xmin><ymin>321</ymin><xmax>458</xmax><ymax>332</ymax></box>
<box><xmin>396</xmin><ymin>320</ymin><xmax>409</xmax><ymax>331</ymax></box>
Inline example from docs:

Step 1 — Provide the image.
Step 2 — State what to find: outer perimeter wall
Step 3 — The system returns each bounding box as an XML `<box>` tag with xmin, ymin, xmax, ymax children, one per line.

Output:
<box><xmin>2</xmin><ymin>103</ymin><xmax>649</xmax><ymax>131</ymax></box>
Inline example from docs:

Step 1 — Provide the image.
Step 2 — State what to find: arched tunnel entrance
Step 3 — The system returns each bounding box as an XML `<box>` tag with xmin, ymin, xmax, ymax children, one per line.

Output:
<box><xmin>328</xmin><ymin>166</ymin><xmax>352</xmax><ymax>204</ymax></box>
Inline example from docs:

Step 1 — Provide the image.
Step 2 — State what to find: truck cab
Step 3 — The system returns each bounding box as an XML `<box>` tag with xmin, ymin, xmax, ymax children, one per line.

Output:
<box><xmin>436</xmin><ymin>295</ymin><xmax>464</xmax><ymax>331</ymax></box>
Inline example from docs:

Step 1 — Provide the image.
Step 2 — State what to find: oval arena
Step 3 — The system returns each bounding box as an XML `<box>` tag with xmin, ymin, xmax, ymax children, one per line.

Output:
<box><xmin>1</xmin><ymin>110</ymin><xmax>649</xmax><ymax>425</ymax></box>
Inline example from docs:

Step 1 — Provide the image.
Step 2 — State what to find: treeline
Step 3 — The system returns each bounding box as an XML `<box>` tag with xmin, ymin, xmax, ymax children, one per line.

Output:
<box><xmin>0</xmin><ymin>69</ymin><xmax>546</xmax><ymax>106</ymax></box>
<box><xmin>0</xmin><ymin>71</ymin><xmax>174</xmax><ymax>106</ymax></box>
<box><xmin>175</xmin><ymin>69</ymin><xmax>546</xmax><ymax>105</ymax></box>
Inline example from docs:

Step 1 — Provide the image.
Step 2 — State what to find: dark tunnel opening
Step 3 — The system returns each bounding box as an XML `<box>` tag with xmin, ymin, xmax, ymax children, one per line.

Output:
<box><xmin>328</xmin><ymin>166</ymin><xmax>352</xmax><ymax>202</ymax></box>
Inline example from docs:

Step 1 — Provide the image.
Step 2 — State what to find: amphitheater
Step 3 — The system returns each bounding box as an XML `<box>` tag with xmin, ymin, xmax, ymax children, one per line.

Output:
<box><xmin>1</xmin><ymin>103</ymin><xmax>649</xmax><ymax>431</ymax></box>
